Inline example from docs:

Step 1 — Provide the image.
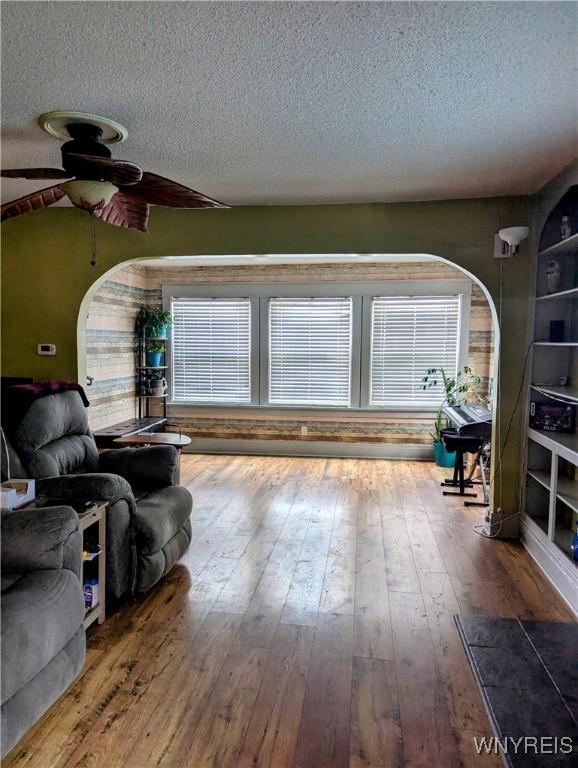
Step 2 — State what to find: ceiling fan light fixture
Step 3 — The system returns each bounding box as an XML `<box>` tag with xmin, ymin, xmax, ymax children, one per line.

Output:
<box><xmin>61</xmin><ymin>180</ymin><xmax>118</xmax><ymax>212</ymax></box>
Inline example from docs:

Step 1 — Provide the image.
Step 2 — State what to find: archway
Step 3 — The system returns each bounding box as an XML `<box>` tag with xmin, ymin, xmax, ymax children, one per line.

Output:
<box><xmin>78</xmin><ymin>251</ymin><xmax>500</xmax><ymax>513</ymax></box>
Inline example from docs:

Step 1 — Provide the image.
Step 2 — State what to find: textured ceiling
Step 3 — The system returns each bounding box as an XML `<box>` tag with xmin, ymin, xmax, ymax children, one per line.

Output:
<box><xmin>1</xmin><ymin>1</ymin><xmax>576</xmax><ymax>206</ymax></box>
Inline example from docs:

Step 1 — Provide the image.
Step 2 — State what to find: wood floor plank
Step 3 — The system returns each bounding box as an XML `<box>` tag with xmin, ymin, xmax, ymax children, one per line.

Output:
<box><xmin>280</xmin><ymin>521</ymin><xmax>333</xmax><ymax>626</ymax></box>
<box><xmin>294</xmin><ymin>612</ymin><xmax>354</xmax><ymax>768</ymax></box>
<box><xmin>237</xmin><ymin>623</ymin><xmax>315</xmax><ymax>768</ymax></box>
<box><xmin>320</xmin><ymin>522</ymin><xmax>357</xmax><ymax>615</ymax></box>
<box><xmin>416</xmin><ymin>569</ymin><xmax>497</xmax><ymax>761</ymax></box>
<box><xmin>354</xmin><ymin>523</ymin><xmax>394</xmax><ymax>661</ymax></box>
<box><xmin>237</xmin><ymin>535</ymin><xmax>305</xmax><ymax>647</ymax></box>
<box><xmin>177</xmin><ymin>644</ymin><xmax>270</xmax><ymax>768</ymax></box>
<box><xmin>128</xmin><ymin>611</ymin><xmax>245</xmax><ymax>766</ymax></box>
<box><xmin>389</xmin><ymin>589</ymin><xmax>461</xmax><ymax>768</ymax></box>
<box><xmin>350</xmin><ymin>657</ymin><xmax>402</xmax><ymax>768</ymax></box>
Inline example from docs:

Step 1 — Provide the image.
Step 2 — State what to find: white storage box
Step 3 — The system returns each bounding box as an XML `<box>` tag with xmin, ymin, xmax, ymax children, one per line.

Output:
<box><xmin>0</xmin><ymin>479</ymin><xmax>36</xmax><ymax>511</ymax></box>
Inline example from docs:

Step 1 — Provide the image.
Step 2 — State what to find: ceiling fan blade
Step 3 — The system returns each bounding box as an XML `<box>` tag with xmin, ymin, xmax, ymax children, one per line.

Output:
<box><xmin>1</xmin><ymin>168</ymin><xmax>70</xmax><ymax>180</ymax></box>
<box><xmin>1</xmin><ymin>185</ymin><xmax>65</xmax><ymax>222</ymax></box>
<box><xmin>123</xmin><ymin>172</ymin><xmax>229</xmax><ymax>208</ymax></box>
<box><xmin>94</xmin><ymin>190</ymin><xmax>149</xmax><ymax>232</ymax></box>
<box><xmin>65</xmin><ymin>154</ymin><xmax>143</xmax><ymax>186</ymax></box>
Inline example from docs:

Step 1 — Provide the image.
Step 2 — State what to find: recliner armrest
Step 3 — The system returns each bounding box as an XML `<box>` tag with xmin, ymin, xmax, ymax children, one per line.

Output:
<box><xmin>37</xmin><ymin>473</ymin><xmax>135</xmax><ymax>504</ymax></box>
<box><xmin>98</xmin><ymin>446</ymin><xmax>179</xmax><ymax>490</ymax></box>
<box><xmin>1</xmin><ymin>506</ymin><xmax>82</xmax><ymax>576</ymax></box>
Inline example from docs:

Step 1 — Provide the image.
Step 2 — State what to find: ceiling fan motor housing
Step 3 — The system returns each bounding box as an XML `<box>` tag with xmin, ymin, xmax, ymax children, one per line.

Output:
<box><xmin>61</xmin><ymin>122</ymin><xmax>112</xmax><ymax>177</ymax></box>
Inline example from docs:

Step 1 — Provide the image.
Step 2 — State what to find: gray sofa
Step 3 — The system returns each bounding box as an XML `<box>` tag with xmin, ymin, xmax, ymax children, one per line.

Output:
<box><xmin>1</xmin><ymin>504</ymin><xmax>86</xmax><ymax>757</ymax></box>
<box><xmin>6</xmin><ymin>390</ymin><xmax>193</xmax><ymax>598</ymax></box>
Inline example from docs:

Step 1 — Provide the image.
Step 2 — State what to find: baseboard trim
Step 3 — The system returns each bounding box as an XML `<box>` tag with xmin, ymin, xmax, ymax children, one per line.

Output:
<box><xmin>183</xmin><ymin>437</ymin><xmax>433</xmax><ymax>460</ymax></box>
<box><xmin>520</xmin><ymin>516</ymin><xmax>578</xmax><ymax>617</ymax></box>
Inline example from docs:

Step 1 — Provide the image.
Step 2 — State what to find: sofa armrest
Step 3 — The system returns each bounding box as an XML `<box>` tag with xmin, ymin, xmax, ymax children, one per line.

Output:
<box><xmin>37</xmin><ymin>473</ymin><xmax>135</xmax><ymax>504</ymax></box>
<box><xmin>1</xmin><ymin>506</ymin><xmax>81</xmax><ymax>576</ymax></box>
<box><xmin>98</xmin><ymin>446</ymin><xmax>179</xmax><ymax>490</ymax></box>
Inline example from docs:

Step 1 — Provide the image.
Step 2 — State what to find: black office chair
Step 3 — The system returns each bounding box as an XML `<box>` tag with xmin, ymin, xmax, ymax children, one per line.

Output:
<box><xmin>441</xmin><ymin>428</ymin><xmax>489</xmax><ymax>506</ymax></box>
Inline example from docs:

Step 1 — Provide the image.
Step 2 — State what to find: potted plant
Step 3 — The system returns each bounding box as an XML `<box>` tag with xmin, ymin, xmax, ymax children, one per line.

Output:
<box><xmin>144</xmin><ymin>372</ymin><xmax>167</xmax><ymax>396</ymax></box>
<box><xmin>146</xmin><ymin>340</ymin><xmax>166</xmax><ymax>367</ymax></box>
<box><xmin>421</xmin><ymin>365</ymin><xmax>484</xmax><ymax>467</ymax></box>
<box><xmin>142</xmin><ymin>308</ymin><xmax>172</xmax><ymax>339</ymax></box>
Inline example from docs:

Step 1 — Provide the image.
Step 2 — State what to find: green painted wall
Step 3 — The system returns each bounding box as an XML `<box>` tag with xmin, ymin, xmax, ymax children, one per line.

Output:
<box><xmin>1</xmin><ymin>197</ymin><xmax>533</xmax><ymax>519</ymax></box>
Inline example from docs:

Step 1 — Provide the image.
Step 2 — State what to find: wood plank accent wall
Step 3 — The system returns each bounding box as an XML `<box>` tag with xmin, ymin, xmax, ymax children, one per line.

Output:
<box><xmin>85</xmin><ymin>260</ymin><xmax>494</xmax><ymax>446</ymax></box>
<box><xmin>85</xmin><ymin>265</ymin><xmax>156</xmax><ymax>430</ymax></box>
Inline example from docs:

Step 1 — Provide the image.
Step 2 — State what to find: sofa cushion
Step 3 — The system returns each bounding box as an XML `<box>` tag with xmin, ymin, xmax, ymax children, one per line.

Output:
<box><xmin>1</xmin><ymin>569</ymin><xmax>84</xmax><ymax>704</ymax></box>
<box><xmin>134</xmin><ymin>485</ymin><xmax>192</xmax><ymax>555</ymax></box>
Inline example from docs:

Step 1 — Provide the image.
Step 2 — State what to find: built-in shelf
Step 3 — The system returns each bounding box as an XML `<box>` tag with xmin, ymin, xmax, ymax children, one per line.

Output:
<box><xmin>530</xmin><ymin>384</ymin><xmax>578</xmax><ymax>403</ymax></box>
<box><xmin>553</xmin><ymin>523</ymin><xmax>577</xmax><ymax>564</ymax></box>
<box><xmin>527</xmin><ymin>427</ymin><xmax>578</xmax><ymax>464</ymax></box>
<box><xmin>533</xmin><ymin>341</ymin><xmax>578</xmax><ymax>347</ymax></box>
<box><xmin>556</xmin><ymin>477</ymin><xmax>578</xmax><ymax>513</ymax></box>
<box><xmin>526</xmin><ymin>468</ymin><xmax>551</xmax><ymax>491</ymax></box>
<box><xmin>539</xmin><ymin>232</ymin><xmax>578</xmax><ymax>258</ymax></box>
<box><xmin>523</xmin><ymin>181</ymin><xmax>578</xmax><ymax>616</ymax></box>
<box><xmin>536</xmin><ymin>287</ymin><xmax>578</xmax><ymax>301</ymax></box>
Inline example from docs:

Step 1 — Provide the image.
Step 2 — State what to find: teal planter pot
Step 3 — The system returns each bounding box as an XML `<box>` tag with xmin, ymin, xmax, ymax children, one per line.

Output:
<box><xmin>432</xmin><ymin>441</ymin><xmax>455</xmax><ymax>468</ymax></box>
<box><xmin>146</xmin><ymin>351</ymin><xmax>162</xmax><ymax>367</ymax></box>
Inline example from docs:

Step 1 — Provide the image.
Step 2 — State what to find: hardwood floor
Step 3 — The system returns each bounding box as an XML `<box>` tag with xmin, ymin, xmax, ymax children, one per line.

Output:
<box><xmin>5</xmin><ymin>455</ymin><xmax>574</xmax><ymax>768</ymax></box>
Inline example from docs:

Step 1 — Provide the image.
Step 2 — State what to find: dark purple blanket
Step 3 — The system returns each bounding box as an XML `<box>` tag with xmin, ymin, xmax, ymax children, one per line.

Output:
<box><xmin>2</xmin><ymin>380</ymin><xmax>90</xmax><ymax>435</ymax></box>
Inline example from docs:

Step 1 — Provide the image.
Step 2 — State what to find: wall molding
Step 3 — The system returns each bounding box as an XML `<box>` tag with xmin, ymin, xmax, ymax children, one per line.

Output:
<box><xmin>183</xmin><ymin>437</ymin><xmax>433</xmax><ymax>460</ymax></box>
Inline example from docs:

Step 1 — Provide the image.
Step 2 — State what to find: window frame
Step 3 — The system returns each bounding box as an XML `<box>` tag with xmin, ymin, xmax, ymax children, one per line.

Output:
<box><xmin>163</xmin><ymin>279</ymin><xmax>470</xmax><ymax>412</ymax></box>
<box><xmin>169</xmin><ymin>295</ymin><xmax>260</xmax><ymax>406</ymax></box>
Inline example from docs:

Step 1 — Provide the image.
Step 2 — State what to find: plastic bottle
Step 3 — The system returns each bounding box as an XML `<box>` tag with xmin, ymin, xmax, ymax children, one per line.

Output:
<box><xmin>561</xmin><ymin>215</ymin><xmax>572</xmax><ymax>241</ymax></box>
<box><xmin>571</xmin><ymin>521</ymin><xmax>578</xmax><ymax>562</ymax></box>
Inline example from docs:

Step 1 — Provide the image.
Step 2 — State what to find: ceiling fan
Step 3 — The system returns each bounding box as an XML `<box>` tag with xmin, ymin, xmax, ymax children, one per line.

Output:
<box><xmin>1</xmin><ymin>111</ymin><xmax>229</xmax><ymax>233</ymax></box>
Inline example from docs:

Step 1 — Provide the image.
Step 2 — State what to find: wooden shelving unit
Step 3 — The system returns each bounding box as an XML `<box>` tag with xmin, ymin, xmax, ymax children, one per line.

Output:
<box><xmin>522</xmin><ymin>183</ymin><xmax>578</xmax><ymax>614</ymax></box>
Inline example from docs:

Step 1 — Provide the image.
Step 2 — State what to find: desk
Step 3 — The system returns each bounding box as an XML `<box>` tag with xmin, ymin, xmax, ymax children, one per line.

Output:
<box><xmin>112</xmin><ymin>432</ymin><xmax>191</xmax><ymax>482</ymax></box>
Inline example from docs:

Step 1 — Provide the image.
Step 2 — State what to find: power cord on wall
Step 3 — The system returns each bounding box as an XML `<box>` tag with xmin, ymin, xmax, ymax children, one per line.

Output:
<box><xmin>473</xmin><ymin>340</ymin><xmax>534</xmax><ymax>538</ymax></box>
<box><xmin>472</xmin><ymin>252</ymin><xmax>534</xmax><ymax>539</ymax></box>
<box><xmin>1</xmin><ymin>428</ymin><xmax>11</xmax><ymax>481</ymax></box>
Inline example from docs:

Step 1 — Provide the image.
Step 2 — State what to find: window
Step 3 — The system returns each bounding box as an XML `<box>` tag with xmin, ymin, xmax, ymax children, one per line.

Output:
<box><xmin>166</xmin><ymin>281</ymin><xmax>468</xmax><ymax>410</ymax></box>
<box><xmin>268</xmin><ymin>297</ymin><xmax>353</xmax><ymax>406</ymax></box>
<box><xmin>370</xmin><ymin>296</ymin><xmax>460</xmax><ymax>407</ymax></box>
<box><xmin>171</xmin><ymin>297</ymin><xmax>252</xmax><ymax>403</ymax></box>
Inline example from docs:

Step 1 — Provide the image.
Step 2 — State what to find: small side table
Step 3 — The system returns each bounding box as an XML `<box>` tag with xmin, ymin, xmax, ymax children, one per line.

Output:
<box><xmin>79</xmin><ymin>502</ymin><xmax>107</xmax><ymax>629</ymax></box>
<box><xmin>20</xmin><ymin>496</ymin><xmax>107</xmax><ymax>629</ymax></box>
<box><xmin>112</xmin><ymin>432</ymin><xmax>191</xmax><ymax>482</ymax></box>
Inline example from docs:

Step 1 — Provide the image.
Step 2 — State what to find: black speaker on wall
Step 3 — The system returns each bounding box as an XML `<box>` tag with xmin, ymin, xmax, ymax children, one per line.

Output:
<box><xmin>549</xmin><ymin>320</ymin><xmax>565</xmax><ymax>343</ymax></box>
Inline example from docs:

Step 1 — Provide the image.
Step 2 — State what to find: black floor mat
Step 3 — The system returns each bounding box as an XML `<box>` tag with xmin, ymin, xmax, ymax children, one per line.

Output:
<box><xmin>456</xmin><ymin>615</ymin><xmax>578</xmax><ymax>767</ymax></box>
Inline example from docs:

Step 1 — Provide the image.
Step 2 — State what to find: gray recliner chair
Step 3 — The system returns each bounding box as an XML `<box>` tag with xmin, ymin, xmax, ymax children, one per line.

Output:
<box><xmin>1</xmin><ymin>505</ymin><xmax>86</xmax><ymax>757</ymax></box>
<box><xmin>6</xmin><ymin>390</ymin><xmax>193</xmax><ymax>598</ymax></box>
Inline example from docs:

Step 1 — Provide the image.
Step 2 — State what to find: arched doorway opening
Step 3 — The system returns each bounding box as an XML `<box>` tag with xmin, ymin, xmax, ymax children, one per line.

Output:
<box><xmin>78</xmin><ymin>252</ymin><xmax>499</xmax><ymax>512</ymax></box>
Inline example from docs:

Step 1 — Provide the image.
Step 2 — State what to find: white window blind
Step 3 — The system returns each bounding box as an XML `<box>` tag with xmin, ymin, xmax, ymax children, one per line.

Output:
<box><xmin>370</xmin><ymin>295</ymin><xmax>461</xmax><ymax>407</ymax></box>
<box><xmin>171</xmin><ymin>298</ymin><xmax>251</xmax><ymax>403</ymax></box>
<box><xmin>268</xmin><ymin>297</ymin><xmax>353</xmax><ymax>407</ymax></box>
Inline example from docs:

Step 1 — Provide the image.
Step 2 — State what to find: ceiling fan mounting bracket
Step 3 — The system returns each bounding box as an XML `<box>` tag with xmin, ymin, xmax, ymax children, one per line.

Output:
<box><xmin>37</xmin><ymin>111</ymin><xmax>128</xmax><ymax>144</ymax></box>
